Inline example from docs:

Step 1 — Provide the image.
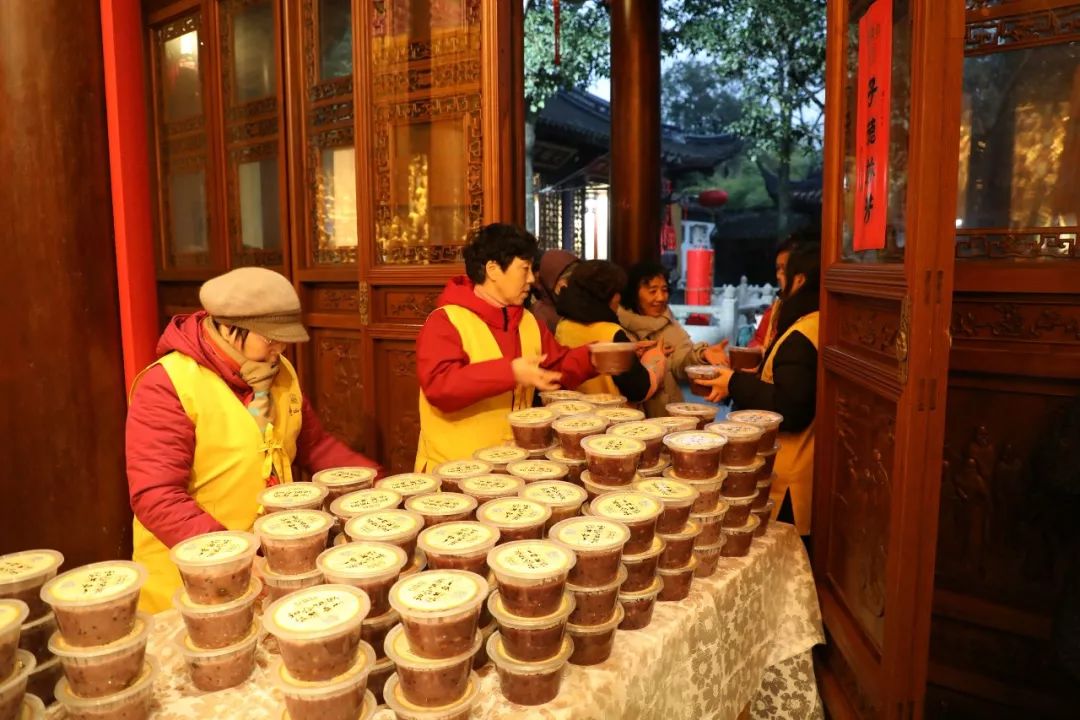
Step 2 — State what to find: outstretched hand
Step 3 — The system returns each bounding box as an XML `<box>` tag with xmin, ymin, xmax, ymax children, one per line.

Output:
<box><xmin>703</xmin><ymin>340</ymin><xmax>730</xmax><ymax>367</ymax></box>
<box><xmin>697</xmin><ymin>368</ymin><xmax>734</xmax><ymax>403</ymax></box>
<box><xmin>512</xmin><ymin>354</ymin><xmax>562</xmax><ymax>391</ymax></box>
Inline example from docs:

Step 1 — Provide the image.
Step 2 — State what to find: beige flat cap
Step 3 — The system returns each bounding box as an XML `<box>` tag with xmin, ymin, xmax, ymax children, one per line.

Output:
<box><xmin>199</xmin><ymin>267</ymin><xmax>310</xmax><ymax>343</ymax></box>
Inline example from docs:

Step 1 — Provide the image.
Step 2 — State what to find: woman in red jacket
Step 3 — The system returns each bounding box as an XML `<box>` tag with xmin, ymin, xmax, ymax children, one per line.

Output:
<box><xmin>127</xmin><ymin>267</ymin><xmax>380</xmax><ymax>611</ymax></box>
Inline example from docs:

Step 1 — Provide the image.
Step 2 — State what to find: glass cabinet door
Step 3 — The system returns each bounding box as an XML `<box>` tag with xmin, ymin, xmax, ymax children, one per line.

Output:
<box><xmin>154</xmin><ymin>14</ymin><xmax>212</xmax><ymax>270</ymax></box>
<box><xmin>367</xmin><ymin>0</ymin><xmax>484</xmax><ymax>265</ymax></box>
<box><xmin>220</xmin><ymin>0</ymin><xmax>285</xmax><ymax>268</ymax></box>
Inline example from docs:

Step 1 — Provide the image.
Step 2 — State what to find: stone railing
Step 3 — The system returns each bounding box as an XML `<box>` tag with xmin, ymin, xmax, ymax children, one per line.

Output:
<box><xmin>670</xmin><ymin>279</ymin><xmax>777</xmax><ymax>347</ymax></box>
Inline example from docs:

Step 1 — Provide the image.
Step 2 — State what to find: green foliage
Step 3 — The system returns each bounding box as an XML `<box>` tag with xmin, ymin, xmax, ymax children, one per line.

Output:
<box><xmin>523</xmin><ymin>1</ymin><xmax>611</xmax><ymax>115</ymax></box>
<box><xmin>661</xmin><ymin>60</ymin><xmax>742</xmax><ymax>134</ymax></box>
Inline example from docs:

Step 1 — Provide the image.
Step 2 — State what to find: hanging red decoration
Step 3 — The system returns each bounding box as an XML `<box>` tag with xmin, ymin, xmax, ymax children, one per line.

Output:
<box><xmin>553</xmin><ymin>0</ymin><xmax>561</xmax><ymax>66</ymax></box>
<box><xmin>698</xmin><ymin>189</ymin><xmax>729</xmax><ymax>208</ymax></box>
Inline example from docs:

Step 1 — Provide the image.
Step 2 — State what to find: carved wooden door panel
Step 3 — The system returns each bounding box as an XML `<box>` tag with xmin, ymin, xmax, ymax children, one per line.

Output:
<box><xmin>814</xmin><ymin>1</ymin><xmax>964</xmax><ymax>718</ymax></box>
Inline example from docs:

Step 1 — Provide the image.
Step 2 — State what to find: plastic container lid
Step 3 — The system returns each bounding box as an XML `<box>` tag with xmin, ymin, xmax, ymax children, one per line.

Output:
<box><xmin>384</xmin><ymin>623</ymin><xmax>481</xmax><ymax>669</ymax></box>
<box><xmin>312</xmin><ymin>467</ymin><xmax>378</xmax><ymax>488</ymax></box>
<box><xmin>705</xmin><ymin>421</ymin><xmax>766</xmax><ymax>442</ymax></box>
<box><xmin>254</xmin><ymin>557</ymin><xmax>323</xmax><ymax>588</ymax></box>
<box><xmin>649</xmin><ymin>416</ymin><xmax>699</xmax><ymax>433</ymax></box>
<box><xmin>690</xmin><ymin>503</ymin><xmax>730</xmax><ymax>524</ymax></box>
<box><xmin>566</xmin><ymin>603</ymin><xmax>624</xmax><ymax>635</ymax></box>
<box><xmin>0</xmin><ymin>599</ymin><xmax>28</xmax><ymax>634</ymax></box>
<box><xmin>551</xmin><ymin>414</ymin><xmax>609</xmax><ymax>435</ymax></box>
<box><xmin>271</xmin><ymin>642</ymin><xmax>377</xmax><ymax>696</ymax></box>
<box><xmin>1</xmin><ymin>650</ymin><xmax>35</xmax><ymax>693</ymax></box>
<box><xmin>608</xmin><ymin>420</ymin><xmax>664</xmax><ymax>442</ymax></box>
<box><xmin>404</xmin><ymin>493</ymin><xmax>479</xmax><ymax>519</ymax></box>
<box><xmin>472</xmin><ymin>446</ymin><xmax>530</xmax><ymax>465</ymax></box>
<box><xmin>546</xmin><ymin>400</ymin><xmax>598</xmax><ymax>417</ymax></box>
<box><xmin>173</xmin><ymin>578</ymin><xmax>262</xmax><ymax>617</ymax></box>
<box><xmin>417</xmin><ymin>522</ymin><xmax>500</xmax><ymax>558</ymax></box>
<box><xmin>657</xmin><ymin>519</ymin><xmax>702</xmax><ymax>541</ymax></box>
<box><xmin>259</xmin><ymin>483</ymin><xmax>329</xmax><ymax>510</ymax></box>
<box><xmin>487</xmin><ymin>540</ymin><xmax>576</xmax><ymax>582</ymax></box>
<box><xmin>719</xmin><ymin>492</ymin><xmax>757</xmax><ymax>507</ymax></box>
<box><xmin>539</xmin><ymin>390</ymin><xmax>584</xmax><ymax>404</ymax></box>
<box><xmin>254</xmin><ymin>510</ymin><xmax>334</xmax><ymax>542</ymax></box>
<box><xmin>317</xmin><ymin>543</ymin><xmax>408</xmax><ymax>582</ymax></box>
<box><xmin>433</xmin><ymin>460</ymin><xmax>493</xmax><ymax>480</ymax></box>
<box><xmin>622</xmin><ymin>536</ymin><xmax>665</xmax><ymax>562</ymax></box>
<box><xmin>724</xmin><ymin>514</ymin><xmax>762</xmax><ymax>535</ymax></box>
<box><xmin>638</xmin><ymin>458</ymin><xmax>670</xmax><ymax>477</ymax></box>
<box><xmin>631</xmin><ymin>478</ymin><xmax>700</xmax><ymax>508</ymax></box>
<box><xmin>40</xmin><ymin>561</ymin><xmax>147</xmax><ymax>608</ymax></box>
<box><xmin>18</xmin><ymin>693</ymin><xmax>45</xmax><ymax>720</ymax></box>
<box><xmin>262</xmin><ymin>584</ymin><xmax>370</xmax><ymax>642</ymax></box>
<box><xmin>0</xmin><ymin>550</ymin><xmax>64</xmax><ymax>592</ymax></box>
<box><xmin>721</xmin><ymin>457</ymin><xmax>767</xmax><ymax>475</ymax></box>
<box><xmin>584</xmin><ymin>393</ymin><xmax>627</xmax><ymax>407</ymax></box>
<box><xmin>657</xmin><ymin>555</ymin><xmax>700</xmax><ymax>576</ymax></box>
<box><xmin>520</xmin><ymin>480</ymin><xmax>587</xmax><ymax>509</ymax></box>
<box><xmin>589</xmin><ymin>492</ymin><xmax>662</xmax><ymax>525</ymax></box>
<box><xmin>505</xmin><ymin>460</ymin><xmax>569</xmax><ymax>482</ymax></box>
<box><xmin>581</xmin><ymin>434</ymin><xmax>646</xmax><ymax>457</ymax></box>
<box><xmin>759</xmin><ymin>445</ymin><xmax>780</xmax><ymax>457</ymax></box>
<box><xmin>330</xmin><ymin>488</ymin><xmax>403</xmax><ymax>519</ymax></box>
<box><xmin>54</xmin><ymin>657</ymin><xmax>156</xmax><ymax>714</ymax></box>
<box><xmin>486</xmin><ymin>590</ymin><xmax>575</xmax><ymax>629</ymax></box>
<box><xmin>685</xmin><ymin>365</ymin><xmax>721</xmax><ymax>379</ymax></box>
<box><xmin>388</xmin><ymin>570</ymin><xmax>488</xmax><ymax>620</ymax></box>
<box><xmin>566</xmin><ymin>564</ymin><xmax>627</xmax><ymax>594</ymax></box>
<box><xmin>545</xmin><ymin>447</ymin><xmax>586</xmax><ymax>466</ymax></box>
<box><xmin>507</xmin><ymin>408</ymin><xmax>556</xmax><ymax>426</ymax></box>
<box><xmin>476</xmin><ymin>498</ymin><xmax>551</xmax><ymax>529</ymax></box>
<box><xmin>665</xmin><ymin>402</ymin><xmax>719</xmax><ymax>418</ymax></box>
<box><xmin>376</xmin><ymin>473</ymin><xmax>440</xmax><ymax>497</ymax></box>
<box><xmin>727</xmin><ymin>409</ymin><xmax>784</xmax><ymax>429</ymax></box>
<box><xmin>487</xmin><ymin>631</ymin><xmax>573</xmax><ymax>674</ymax></box>
<box><xmin>662</xmin><ymin>466</ymin><xmax>728</xmax><ymax>486</ymax></box>
<box><xmin>581</xmin><ymin>471</ymin><xmax>642</xmax><ymax>496</ymax></box>
<box><xmin>384</xmin><ymin>670</ymin><xmax>481</xmax><ymax>720</ymax></box>
<box><xmin>548</xmin><ymin>516</ymin><xmax>630</xmax><ymax>553</ymax></box>
<box><xmin>169</xmin><ymin>530</ymin><xmax>259</xmax><ymax>570</ymax></box>
<box><xmin>662</xmin><ymin>431</ymin><xmax>726</xmax><ymax>453</ymax></box>
<box><xmin>345</xmin><ymin>510</ymin><xmax>425</xmax><ymax>544</ymax></box>
<box><xmin>176</xmin><ymin>619</ymin><xmax>260</xmax><ymax>658</ymax></box>
<box><xmin>459</xmin><ymin>474</ymin><xmax>525</xmax><ymax>500</ymax></box>
<box><xmin>595</xmin><ymin>407</ymin><xmax>646</xmax><ymax>423</ymax></box>
<box><xmin>619</xmin><ymin>575</ymin><xmax>664</xmax><ymax>600</ymax></box>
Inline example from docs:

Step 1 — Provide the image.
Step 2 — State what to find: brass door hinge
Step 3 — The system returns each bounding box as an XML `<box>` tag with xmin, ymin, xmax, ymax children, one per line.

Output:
<box><xmin>358</xmin><ymin>281</ymin><xmax>371</xmax><ymax>326</ymax></box>
<box><xmin>896</xmin><ymin>293</ymin><xmax>911</xmax><ymax>384</ymax></box>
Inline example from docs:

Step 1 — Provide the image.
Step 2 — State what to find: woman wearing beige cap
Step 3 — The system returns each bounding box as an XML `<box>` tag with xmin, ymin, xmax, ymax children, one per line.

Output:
<box><xmin>126</xmin><ymin>267</ymin><xmax>380</xmax><ymax>612</ymax></box>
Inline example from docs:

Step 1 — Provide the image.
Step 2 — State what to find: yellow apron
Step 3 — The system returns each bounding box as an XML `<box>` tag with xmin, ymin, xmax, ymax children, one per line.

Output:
<box><xmin>415</xmin><ymin>305</ymin><xmax>542</xmax><ymax>472</ymax></box>
<box><xmin>761</xmin><ymin>311</ymin><xmax>819</xmax><ymax>536</ymax></box>
<box><xmin>131</xmin><ymin>352</ymin><xmax>302</xmax><ymax>613</ymax></box>
<box><xmin>554</xmin><ymin>319</ymin><xmax>622</xmax><ymax>396</ymax></box>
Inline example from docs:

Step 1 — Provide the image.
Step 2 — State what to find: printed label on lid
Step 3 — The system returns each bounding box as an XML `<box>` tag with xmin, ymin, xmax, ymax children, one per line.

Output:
<box><xmin>337</xmin><ymin>490</ymin><xmax>400</xmax><ymax>514</ymax></box>
<box><xmin>552</xmin><ymin>415</ymin><xmax>606</xmax><ymax>432</ymax></box>
<box><xmin>316</xmin><ymin>467</ymin><xmax>377</xmax><ymax>485</ymax></box>
<box><xmin>378</xmin><ymin>475</ymin><xmax>439</xmax><ymax>493</ymax></box>
<box><xmin>321</xmin><ymin>544</ymin><xmax>403</xmax><ymax>575</ymax></box>
<box><xmin>507</xmin><ymin>460</ymin><xmax>565</xmax><ymax>479</ymax></box>
<box><xmin>260</xmin><ymin>511</ymin><xmax>331</xmax><ymax>537</ymax></box>
<box><xmin>728</xmin><ymin>410</ymin><xmax>783</xmax><ymax>426</ymax></box>
<box><xmin>554</xmin><ymin>518</ymin><xmax>628</xmax><ymax>549</ymax></box>
<box><xmin>436</xmin><ymin>461</ymin><xmax>489</xmax><ymax>478</ymax></box>
<box><xmin>582</xmin><ymin>435</ymin><xmax>645</xmax><ymax>455</ymax></box>
<box><xmin>547</xmin><ymin>401</ymin><xmax>595</xmax><ymax>416</ymax></box>
<box><xmin>708</xmin><ymin>422</ymin><xmax>763</xmax><ymax>438</ymax></box>
<box><xmin>636</xmin><ymin>478</ymin><xmax>696</xmax><ymax>500</ymax></box>
<box><xmin>593</xmin><ymin>493</ymin><xmax>660</xmax><ymax>521</ymax></box>
<box><xmin>349</xmin><ymin>511</ymin><xmax>421</xmax><ymax>538</ymax></box>
<box><xmin>262</xmin><ymin>484</ymin><xmax>324</xmax><ymax>504</ymax></box>
<box><xmin>474</xmin><ymin>447</ymin><xmax>529</xmax><ymax>463</ymax></box>
<box><xmin>665</xmin><ymin>432</ymin><xmax>725</xmax><ymax>451</ymax></box>
<box><xmin>596</xmin><ymin>408</ymin><xmax>645</xmax><ymax>422</ymax></box>
<box><xmin>508</xmin><ymin>408</ymin><xmax>555</xmax><ymax>424</ymax></box>
<box><xmin>424</xmin><ymin>523</ymin><xmax>496</xmax><ymax>552</ymax></box>
<box><xmin>478</xmin><ymin>499</ymin><xmax>546</xmax><ymax>526</ymax></box>
<box><xmin>407</xmin><ymin>494</ymin><xmax>474</xmax><ymax>514</ymax></box>
<box><xmin>546</xmin><ymin>448</ymin><xmax>583</xmax><ymax>464</ymax></box>
<box><xmin>668</xmin><ymin>403</ymin><xmax>716</xmax><ymax>415</ymax></box>
<box><xmin>173</xmin><ymin>534</ymin><xmax>251</xmax><ymax>563</ymax></box>
<box><xmin>47</xmin><ymin>564</ymin><xmax>140</xmax><ymax>602</ymax></box>
<box><xmin>394</xmin><ymin>571</ymin><xmax>482</xmax><ymax>613</ymax></box>
<box><xmin>461</xmin><ymin>475</ymin><xmax>520</xmax><ymax>493</ymax></box>
<box><xmin>586</xmin><ymin>393</ymin><xmax>624</xmax><ymax>404</ymax></box>
<box><xmin>522</xmin><ymin>482</ymin><xmax>586</xmax><ymax>505</ymax></box>
<box><xmin>610</xmin><ymin>421</ymin><xmax>664</xmax><ymax>439</ymax></box>
<box><xmin>490</xmin><ymin>542</ymin><xmax>571</xmax><ymax>575</ymax></box>
<box><xmin>272</xmin><ymin>588</ymin><xmax>364</xmax><ymax>633</ymax></box>
<box><xmin>0</xmin><ymin>551</ymin><xmax>61</xmax><ymax>581</ymax></box>
<box><xmin>652</xmin><ymin>416</ymin><xmax>696</xmax><ymax>430</ymax></box>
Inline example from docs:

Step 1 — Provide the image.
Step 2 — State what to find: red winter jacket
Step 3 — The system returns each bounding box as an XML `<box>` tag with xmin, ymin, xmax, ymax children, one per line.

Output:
<box><xmin>416</xmin><ymin>276</ymin><xmax>596</xmax><ymax>413</ymax></box>
<box><xmin>126</xmin><ymin>312</ymin><xmax>381</xmax><ymax>547</ymax></box>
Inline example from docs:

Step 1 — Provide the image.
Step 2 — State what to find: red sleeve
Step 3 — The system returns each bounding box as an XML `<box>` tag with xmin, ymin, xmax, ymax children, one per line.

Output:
<box><xmin>537</xmin><ymin>322</ymin><xmax>596</xmax><ymax>390</ymax></box>
<box><xmin>416</xmin><ymin>309</ymin><xmax>517</xmax><ymax>413</ymax></box>
<box><xmin>750</xmin><ymin>305</ymin><xmax>774</xmax><ymax>349</ymax></box>
<box><xmin>295</xmin><ymin>396</ymin><xmax>383</xmax><ymax>477</ymax></box>
<box><xmin>126</xmin><ymin>365</ymin><xmax>224</xmax><ymax>548</ymax></box>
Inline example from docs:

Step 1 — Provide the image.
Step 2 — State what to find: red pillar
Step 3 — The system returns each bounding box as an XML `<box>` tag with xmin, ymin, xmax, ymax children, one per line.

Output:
<box><xmin>100</xmin><ymin>0</ymin><xmax>159</xmax><ymax>391</ymax></box>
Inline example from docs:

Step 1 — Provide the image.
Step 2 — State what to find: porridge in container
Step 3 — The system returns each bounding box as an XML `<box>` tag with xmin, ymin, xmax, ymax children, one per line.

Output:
<box><xmin>254</xmin><ymin>511</ymin><xmax>334</xmax><ymax>575</ymax></box>
<box><xmin>40</xmin><ymin>561</ymin><xmax>147</xmax><ymax>647</ymax></box>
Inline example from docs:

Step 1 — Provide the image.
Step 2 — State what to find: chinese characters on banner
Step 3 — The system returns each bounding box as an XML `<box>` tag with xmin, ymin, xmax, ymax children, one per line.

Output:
<box><xmin>853</xmin><ymin>0</ymin><xmax>893</xmax><ymax>251</ymax></box>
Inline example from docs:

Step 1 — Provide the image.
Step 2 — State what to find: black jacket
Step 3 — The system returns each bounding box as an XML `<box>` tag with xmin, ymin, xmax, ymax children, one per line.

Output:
<box><xmin>728</xmin><ymin>288</ymin><xmax>818</xmax><ymax>433</ymax></box>
<box><xmin>556</xmin><ymin>285</ymin><xmax>653</xmax><ymax>403</ymax></box>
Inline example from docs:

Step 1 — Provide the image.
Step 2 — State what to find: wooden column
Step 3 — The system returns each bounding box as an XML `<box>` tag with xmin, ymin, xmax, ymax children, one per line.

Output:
<box><xmin>0</xmin><ymin>0</ymin><xmax>131</xmax><ymax>563</ymax></box>
<box><xmin>609</xmin><ymin>0</ymin><xmax>661</xmax><ymax>268</ymax></box>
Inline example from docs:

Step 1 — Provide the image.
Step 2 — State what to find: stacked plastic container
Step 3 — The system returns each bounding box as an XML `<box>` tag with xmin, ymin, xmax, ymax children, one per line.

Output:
<box><xmin>1</xmin><ymin>549</ymin><xmax>64</xmax><ymax>709</ymax></box>
<box><xmin>728</xmin><ymin>410</ymin><xmax>785</xmax><ymax>541</ymax></box>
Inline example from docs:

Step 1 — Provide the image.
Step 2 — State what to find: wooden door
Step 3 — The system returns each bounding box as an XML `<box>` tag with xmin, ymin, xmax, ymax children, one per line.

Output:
<box><xmin>813</xmin><ymin>1</ymin><xmax>965</xmax><ymax>717</ymax></box>
<box><xmin>927</xmin><ymin>2</ymin><xmax>1080</xmax><ymax>717</ymax></box>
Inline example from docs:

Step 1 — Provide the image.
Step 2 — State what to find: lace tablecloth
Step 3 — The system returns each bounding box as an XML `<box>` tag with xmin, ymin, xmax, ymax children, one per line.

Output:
<box><xmin>134</xmin><ymin>522</ymin><xmax>823</xmax><ymax>720</ymax></box>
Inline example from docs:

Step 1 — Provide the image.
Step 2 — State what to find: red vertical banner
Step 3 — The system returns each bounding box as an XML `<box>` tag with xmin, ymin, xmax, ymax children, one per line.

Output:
<box><xmin>853</xmin><ymin>0</ymin><xmax>893</xmax><ymax>251</ymax></box>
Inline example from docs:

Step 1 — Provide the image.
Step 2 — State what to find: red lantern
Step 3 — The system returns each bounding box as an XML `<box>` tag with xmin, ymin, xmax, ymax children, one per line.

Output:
<box><xmin>698</xmin><ymin>189</ymin><xmax>729</xmax><ymax>208</ymax></box>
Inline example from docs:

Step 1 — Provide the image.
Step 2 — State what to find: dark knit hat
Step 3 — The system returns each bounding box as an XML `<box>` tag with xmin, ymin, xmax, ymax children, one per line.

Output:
<box><xmin>199</xmin><ymin>267</ymin><xmax>310</xmax><ymax>343</ymax></box>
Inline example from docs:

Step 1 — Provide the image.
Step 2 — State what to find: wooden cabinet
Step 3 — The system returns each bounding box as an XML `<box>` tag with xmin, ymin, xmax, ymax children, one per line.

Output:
<box><xmin>142</xmin><ymin>0</ymin><xmax>522</xmax><ymax>468</ymax></box>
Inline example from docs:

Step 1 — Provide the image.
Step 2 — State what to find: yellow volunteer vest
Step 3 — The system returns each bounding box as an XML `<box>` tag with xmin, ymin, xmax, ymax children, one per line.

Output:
<box><xmin>415</xmin><ymin>305</ymin><xmax>542</xmax><ymax>472</ymax></box>
<box><xmin>760</xmin><ymin>311</ymin><xmax>819</xmax><ymax>535</ymax></box>
<box><xmin>131</xmin><ymin>352</ymin><xmax>303</xmax><ymax>613</ymax></box>
<box><xmin>554</xmin><ymin>319</ymin><xmax>622</xmax><ymax>396</ymax></box>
